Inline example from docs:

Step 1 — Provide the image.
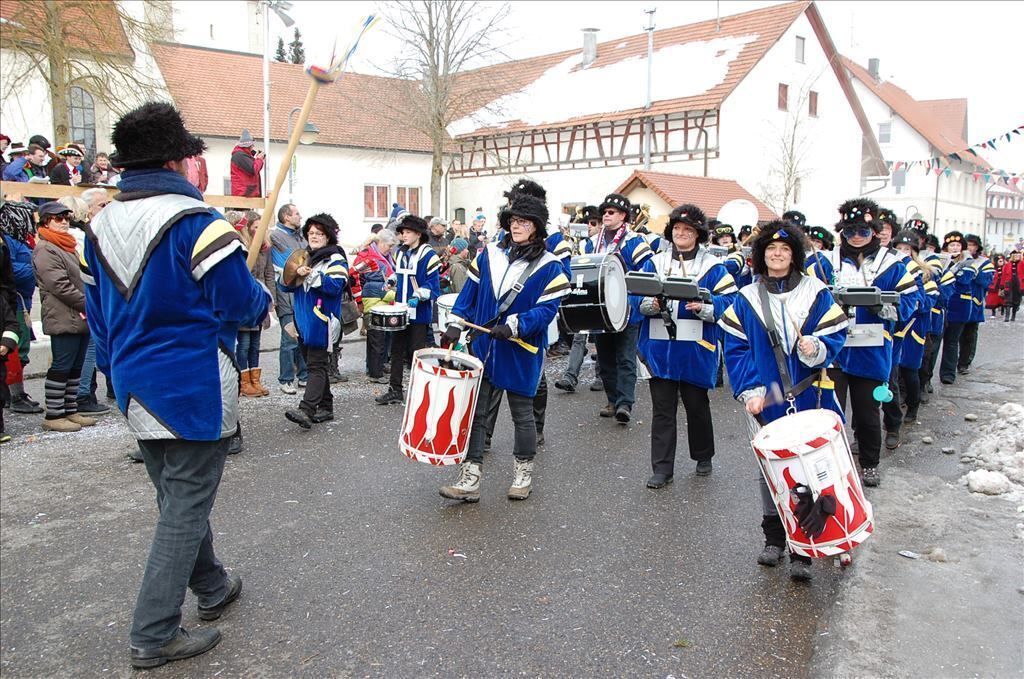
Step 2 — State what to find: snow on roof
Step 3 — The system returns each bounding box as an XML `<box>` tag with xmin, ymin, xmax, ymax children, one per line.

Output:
<box><xmin>448</xmin><ymin>33</ymin><xmax>758</xmax><ymax>137</ymax></box>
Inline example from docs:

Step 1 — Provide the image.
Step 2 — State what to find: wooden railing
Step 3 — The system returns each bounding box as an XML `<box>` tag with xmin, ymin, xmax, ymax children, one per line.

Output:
<box><xmin>0</xmin><ymin>181</ymin><xmax>265</xmax><ymax>210</ymax></box>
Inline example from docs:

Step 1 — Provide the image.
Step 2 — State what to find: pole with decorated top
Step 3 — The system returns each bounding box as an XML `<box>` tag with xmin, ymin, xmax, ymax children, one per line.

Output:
<box><xmin>247</xmin><ymin>15</ymin><xmax>380</xmax><ymax>270</ymax></box>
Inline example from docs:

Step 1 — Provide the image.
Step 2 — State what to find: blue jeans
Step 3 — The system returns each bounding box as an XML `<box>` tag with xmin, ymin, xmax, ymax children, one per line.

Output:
<box><xmin>235</xmin><ymin>330</ymin><xmax>262</xmax><ymax>371</ymax></box>
<box><xmin>594</xmin><ymin>324</ymin><xmax>640</xmax><ymax>410</ymax></box>
<box><xmin>277</xmin><ymin>314</ymin><xmax>307</xmax><ymax>384</ymax></box>
<box><xmin>131</xmin><ymin>438</ymin><xmax>230</xmax><ymax>648</ymax></box>
<box><xmin>77</xmin><ymin>337</ymin><xmax>97</xmax><ymax>400</ymax></box>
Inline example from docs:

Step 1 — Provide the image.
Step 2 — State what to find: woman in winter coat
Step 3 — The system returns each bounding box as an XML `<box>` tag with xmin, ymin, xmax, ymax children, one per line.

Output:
<box><xmin>280</xmin><ymin>214</ymin><xmax>348</xmax><ymax>428</ymax></box>
<box><xmin>31</xmin><ymin>202</ymin><xmax>95</xmax><ymax>433</ymax></box>
<box><xmin>986</xmin><ymin>253</ymin><xmax>1006</xmax><ymax>316</ymax></box>
<box><xmin>352</xmin><ymin>230</ymin><xmax>396</xmax><ymax>382</ymax></box>
<box><xmin>999</xmin><ymin>250</ymin><xmax>1024</xmax><ymax>322</ymax></box>
<box><xmin>237</xmin><ymin>210</ymin><xmax>276</xmax><ymax>397</ymax></box>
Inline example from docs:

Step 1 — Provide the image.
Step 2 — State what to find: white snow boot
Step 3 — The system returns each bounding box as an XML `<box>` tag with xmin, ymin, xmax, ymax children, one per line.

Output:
<box><xmin>439</xmin><ymin>461</ymin><xmax>482</xmax><ymax>502</ymax></box>
<box><xmin>508</xmin><ymin>458</ymin><xmax>534</xmax><ymax>500</ymax></box>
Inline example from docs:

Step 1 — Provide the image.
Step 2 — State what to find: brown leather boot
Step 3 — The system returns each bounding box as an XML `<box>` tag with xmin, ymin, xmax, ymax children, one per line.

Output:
<box><xmin>251</xmin><ymin>367</ymin><xmax>270</xmax><ymax>396</ymax></box>
<box><xmin>240</xmin><ymin>370</ymin><xmax>262</xmax><ymax>397</ymax></box>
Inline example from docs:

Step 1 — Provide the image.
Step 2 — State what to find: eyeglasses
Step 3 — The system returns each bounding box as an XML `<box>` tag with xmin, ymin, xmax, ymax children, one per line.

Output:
<box><xmin>587</xmin><ymin>220</ymin><xmax>601</xmax><ymax>227</ymax></box>
<box><xmin>602</xmin><ymin>209</ymin><xmax>620</xmax><ymax>216</ymax></box>
<box><xmin>49</xmin><ymin>215</ymin><xmax>71</xmax><ymax>223</ymax></box>
<box><xmin>509</xmin><ymin>217</ymin><xmax>535</xmax><ymax>229</ymax></box>
<box><xmin>842</xmin><ymin>226</ymin><xmax>873</xmax><ymax>239</ymax></box>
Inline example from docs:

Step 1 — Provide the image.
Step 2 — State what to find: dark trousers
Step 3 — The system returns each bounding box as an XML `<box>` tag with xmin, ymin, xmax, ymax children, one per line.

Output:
<box><xmin>881</xmin><ymin>362</ymin><xmax>903</xmax><ymax>432</ymax></box>
<box><xmin>484</xmin><ymin>369</ymin><xmax>547</xmax><ymax>444</ymax></box>
<box><xmin>900</xmin><ymin>366</ymin><xmax>921</xmax><ymax>413</ymax></box>
<box><xmin>939</xmin><ymin>321</ymin><xmax>966</xmax><ymax>382</ymax></box>
<box><xmin>831</xmin><ymin>370</ymin><xmax>881</xmax><ymax>468</ymax></box>
<box><xmin>298</xmin><ymin>342</ymin><xmax>332</xmax><ymax>415</ymax></box>
<box><xmin>959</xmin><ymin>321</ymin><xmax>979</xmax><ymax>369</ymax></box>
<box><xmin>648</xmin><ymin>376</ymin><xmax>715</xmax><ymax>474</ymax></box>
<box><xmin>131</xmin><ymin>438</ymin><xmax>230</xmax><ymax>649</ymax></box>
<box><xmin>594</xmin><ymin>324</ymin><xmax>640</xmax><ymax>410</ymax></box>
<box><xmin>389</xmin><ymin>323</ymin><xmax>429</xmax><ymax>392</ymax></box>
<box><xmin>366</xmin><ymin>328</ymin><xmax>387</xmax><ymax>377</ymax></box>
<box><xmin>466</xmin><ymin>377</ymin><xmax>536</xmax><ymax>463</ymax></box>
<box><xmin>919</xmin><ymin>333</ymin><xmax>940</xmax><ymax>386</ymax></box>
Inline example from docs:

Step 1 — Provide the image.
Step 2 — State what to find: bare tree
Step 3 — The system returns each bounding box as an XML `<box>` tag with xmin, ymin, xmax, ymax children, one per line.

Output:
<box><xmin>380</xmin><ymin>0</ymin><xmax>511</xmax><ymax>216</ymax></box>
<box><xmin>757</xmin><ymin>77</ymin><xmax>819</xmax><ymax>215</ymax></box>
<box><xmin>0</xmin><ymin>0</ymin><xmax>168</xmax><ymax>145</ymax></box>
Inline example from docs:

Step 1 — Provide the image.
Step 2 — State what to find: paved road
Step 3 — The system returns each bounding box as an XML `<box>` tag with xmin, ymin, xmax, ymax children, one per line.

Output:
<box><xmin>4</xmin><ymin>318</ymin><xmax>1016</xmax><ymax>677</ymax></box>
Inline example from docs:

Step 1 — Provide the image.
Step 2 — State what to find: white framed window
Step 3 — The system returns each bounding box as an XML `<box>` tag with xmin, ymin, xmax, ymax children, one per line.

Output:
<box><xmin>795</xmin><ymin>36</ymin><xmax>806</xmax><ymax>63</ymax></box>
<box><xmin>808</xmin><ymin>91</ymin><xmax>818</xmax><ymax>117</ymax></box>
<box><xmin>778</xmin><ymin>83</ymin><xmax>789</xmax><ymax>111</ymax></box>
<box><xmin>68</xmin><ymin>85</ymin><xmax>96</xmax><ymax>157</ymax></box>
<box><xmin>878</xmin><ymin>122</ymin><xmax>891</xmax><ymax>144</ymax></box>
<box><xmin>396</xmin><ymin>186</ymin><xmax>421</xmax><ymax>216</ymax></box>
<box><xmin>364</xmin><ymin>184</ymin><xmax>389</xmax><ymax>220</ymax></box>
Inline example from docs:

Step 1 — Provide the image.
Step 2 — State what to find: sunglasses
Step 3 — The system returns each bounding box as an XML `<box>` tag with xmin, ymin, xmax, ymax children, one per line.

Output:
<box><xmin>842</xmin><ymin>226</ymin><xmax>873</xmax><ymax>239</ymax></box>
<box><xmin>49</xmin><ymin>215</ymin><xmax>71</xmax><ymax>223</ymax></box>
<box><xmin>587</xmin><ymin>220</ymin><xmax>601</xmax><ymax>227</ymax></box>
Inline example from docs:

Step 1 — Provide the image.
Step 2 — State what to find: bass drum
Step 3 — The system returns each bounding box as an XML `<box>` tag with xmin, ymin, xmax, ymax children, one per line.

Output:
<box><xmin>559</xmin><ymin>254</ymin><xmax>628</xmax><ymax>333</ymax></box>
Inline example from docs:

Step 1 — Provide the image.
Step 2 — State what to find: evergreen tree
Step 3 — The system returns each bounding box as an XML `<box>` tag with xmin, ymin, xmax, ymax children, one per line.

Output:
<box><xmin>288</xmin><ymin>27</ymin><xmax>305</xmax><ymax>64</ymax></box>
<box><xmin>274</xmin><ymin>36</ymin><xmax>287</xmax><ymax>62</ymax></box>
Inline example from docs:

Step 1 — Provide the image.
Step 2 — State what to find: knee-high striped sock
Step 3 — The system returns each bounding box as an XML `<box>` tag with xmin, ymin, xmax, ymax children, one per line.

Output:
<box><xmin>65</xmin><ymin>370</ymin><xmax>82</xmax><ymax>416</ymax></box>
<box><xmin>45</xmin><ymin>369</ymin><xmax>68</xmax><ymax>420</ymax></box>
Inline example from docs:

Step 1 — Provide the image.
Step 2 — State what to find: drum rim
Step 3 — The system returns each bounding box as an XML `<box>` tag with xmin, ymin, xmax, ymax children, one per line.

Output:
<box><xmin>751</xmin><ymin>408</ymin><xmax>843</xmax><ymax>454</ymax></box>
<box><xmin>598</xmin><ymin>254</ymin><xmax>628</xmax><ymax>332</ymax></box>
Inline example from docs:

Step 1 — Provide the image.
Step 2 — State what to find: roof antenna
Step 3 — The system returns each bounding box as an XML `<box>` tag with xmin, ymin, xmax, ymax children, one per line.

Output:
<box><xmin>716</xmin><ymin>0</ymin><xmax>721</xmax><ymax>32</ymax></box>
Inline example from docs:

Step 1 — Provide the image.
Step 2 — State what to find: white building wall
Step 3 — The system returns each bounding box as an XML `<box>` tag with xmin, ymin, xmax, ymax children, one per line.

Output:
<box><xmin>203</xmin><ymin>137</ymin><xmax>434</xmax><ymax>248</ymax></box>
<box><xmin>170</xmin><ymin>0</ymin><xmax>262</xmax><ymax>54</ymax></box>
<box><xmin>716</xmin><ymin>12</ymin><xmax>863</xmax><ymax>228</ymax></box>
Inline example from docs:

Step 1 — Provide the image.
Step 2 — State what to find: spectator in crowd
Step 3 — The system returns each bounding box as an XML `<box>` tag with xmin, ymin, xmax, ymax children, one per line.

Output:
<box><xmin>3</xmin><ymin>143</ymin><xmax>46</xmax><ymax>182</ymax></box>
<box><xmin>229</xmin><ymin>129</ymin><xmax>263</xmax><ymax>197</ymax></box>
<box><xmin>450</xmin><ymin>218</ymin><xmax>468</xmax><ymax>240</ymax></box>
<box><xmin>385</xmin><ymin>203</ymin><xmax>408</xmax><ymax>232</ymax></box>
<box><xmin>0</xmin><ymin>133</ymin><xmax>10</xmax><ymax>177</ymax></box>
<box><xmin>237</xmin><ymin>211</ymin><xmax>276</xmax><ymax>397</ymax></box>
<box><xmin>270</xmin><ymin>203</ymin><xmax>308</xmax><ymax>394</ymax></box>
<box><xmin>446</xmin><ymin>237</ymin><xmax>471</xmax><ymax>293</ymax></box>
<box><xmin>428</xmin><ymin>217</ymin><xmax>450</xmax><ymax>254</ymax></box>
<box><xmin>32</xmin><ymin>202</ymin><xmax>94</xmax><ymax>433</ymax></box>
<box><xmin>370</xmin><ymin>223</ymin><xmax>383</xmax><ymax>235</ymax></box>
<box><xmin>90</xmin><ymin>152</ymin><xmax>120</xmax><ymax>185</ymax></box>
<box><xmin>49</xmin><ymin>146</ymin><xmax>85</xmax><ymax>186</ymax></box>
<box><xmin>28</xmin><ymin>135</ymin><xmax>59</xmax><ymax>173</ymax></box>
<box><xmin>1000</xmin><ymin>249</ymin><xmax>1023</xmax><ymax>322</ymax></box>
<box><xmin>0</xmin><ymin>198</ymin><xmax>40</xmax><ymax>415</ymax></box>
<box><xmin>185</xmin><ymin>154</ymin><xmax>208</xmax><ymax>193</ymax></box>
<box><xmin>468</xmin><ymin>209</ymin><xmax>488</xmax><ymax>254</ymax></box>
<box><xmin>69</xmin><ymin>143</ymin><xmax>94</xmax><ymax>183</ymax></box>
<box><xmin>352</xmin><ymin>229</ymin><xmax>396</xmax><ymax>382</ymax></box>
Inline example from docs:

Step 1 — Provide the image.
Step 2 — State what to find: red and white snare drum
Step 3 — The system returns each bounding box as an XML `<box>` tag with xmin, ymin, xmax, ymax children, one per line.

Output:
<box><xmin>751</xmin><ymin>409</ymin><xmax>873</xmax><ymax>558</ymax></box>
<box><xmin>399</xmin><ymin>348</ymin><xmax>483</xmax><ymax>466</ymax></box>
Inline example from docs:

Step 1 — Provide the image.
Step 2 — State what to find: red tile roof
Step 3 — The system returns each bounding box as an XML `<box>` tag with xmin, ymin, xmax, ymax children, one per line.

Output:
<box><xmin>150</xmin><ymin>43</ymin><xmax>434</xmax><ymax>154</ymax></box>
<box><xmin>616</xmin><ymin>170</ymin><xmax>778</xmax><ymax>223</ymax></box>
<box><xmin>918</xmin><ymin>98</ymin><xmax>968</xmax><ymax>142</ymax></box>
<box><xmin>987</xmin><ymin>208</ymin><xmax>1024</xmax><ymax>221</ymax></box>
<box><xmin>0</xmin><ymin>0</ymin><xmax>133</xmax><ymax>59</ymax></box>
<box><xmin>841</xmin><ymin>56</ymin><xmax>990</xmax><ymax>170</ymax></box>
<box><xmin>449</xmin><ymin>1</ymin><xmax>810</xmax><ymax>138</ymax></box>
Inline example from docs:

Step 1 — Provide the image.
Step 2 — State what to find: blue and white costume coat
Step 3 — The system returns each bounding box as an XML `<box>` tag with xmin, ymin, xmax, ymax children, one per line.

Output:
<box><xmin>805</xmin><ymin>250</ymin><xmax>835</xmax><ymax>284</ymax></box>
<box><xmin>833</xmin><ymin>247</ymin><xmax>917</xmax><ymax>382</ymax></box>
<box><xmin>545</xmin><ymin>232</ymin><xmax>574</xmax><ymax>275</ymax></box>
<box><xmin>393</xmin><ymin>242</ymin><xmax>440</xmax><ymax>325</ymax></box>
<box><xmin>890</xmin><ymin>254</ymin><xmax>927</xmax><ymax>365</ymax></box>
<box><xmin>720</xmin><ymin>275</ymin><xmax>848</xmax><ymax>424</ymax></box>
<box><xmin>583</xmin><ymin>229</ymin><xmax>653</xmax><ymax>325</ymax></box>
<box><xmin>943</xmin><ymin>254</ymin><xmax>978</xmax><ymax>324</ymax></box>
<box><xmin>922</xmin><ymin>252</ymin><xmax>947</xmax><ymax>335</ymax></box>
<box><xmin>83</xmin><ymin>178</ymin><xmax>271</xmax><ymax>441</ymax></box>
<box><xmin>969</xmin><ymin>255</ymin><xmax>996</xmax><ymax>323</ymax></box>
<box><xmin>634</xmin><ymin>247</ymin><xmax>738</xmax><ymax>389</ymax></box>
<box><xmin>280</xmin><ymin>248</ymin><xmax>348</xmax><ymax>350</ymax></box>
<box><xmin>897</xmin><ymin>270</ymin><xmax>938</xmax><ymax>370</ymax></box>
<box><xmin>449</xmin><ymin>244</ymin><xmax>570</xmax><ymax>397</ymax></box>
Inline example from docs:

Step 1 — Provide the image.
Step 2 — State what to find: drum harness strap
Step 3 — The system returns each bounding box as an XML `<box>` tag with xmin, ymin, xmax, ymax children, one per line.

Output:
<box><xmin>757</xmin><ymin>283</ymin><xmax>820</xmax><ymax>414</ymax></box>
<box><xmin>469</xmin><ymin>255</ymin><xmax>546</xmax><ymax>344</ymax></box>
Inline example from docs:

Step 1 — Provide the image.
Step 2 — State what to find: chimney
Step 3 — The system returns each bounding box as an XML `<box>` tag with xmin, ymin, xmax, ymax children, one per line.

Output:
<box><xmin>582</xmin><ymin>28</ymin><xmax>599</xmax><ymax>68</ymax></box>
<box><xmin>868</xmin><ymin>58</ymin><xmax>880</xmax><ymax>81</ymax></box>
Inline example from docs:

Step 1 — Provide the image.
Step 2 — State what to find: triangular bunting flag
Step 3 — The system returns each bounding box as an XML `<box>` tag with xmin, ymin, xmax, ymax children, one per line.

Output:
<box><xmin>943</xmin><ymin>168</ymin><xmax>953</xmax><ymax>178</ymax></box>
<box><xmin>1012</xmin><ymin>177</ymin><xmax>1020</xmax><ymax>188</ymax></box>
<box><xmin>990</xmin><ymin>139</ymin><xmax>997</xmax><ymax>149</ymax></box>
<box><xmin>972</xmin><ymin>173</ymin><xmax>980</xmax><ymax>182</ymax></box>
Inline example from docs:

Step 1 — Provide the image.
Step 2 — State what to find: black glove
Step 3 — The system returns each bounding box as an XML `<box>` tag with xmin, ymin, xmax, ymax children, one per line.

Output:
<box><xmin>792</xmin><ymin>484</ymin><xmax>836</xmax><ymax>539</ymax></box>
<box><xmin>490</xmin><ymin>324</ymin><xmax>514</xmax><ymax>341</ymax></box>
<box><xmin>441</xmin><ymin>325</ymin><xmax>462</xmax><ymax>348</ymax></box>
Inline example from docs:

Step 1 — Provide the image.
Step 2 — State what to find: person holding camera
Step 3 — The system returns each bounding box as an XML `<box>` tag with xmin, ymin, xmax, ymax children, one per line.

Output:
<box><xmin>229</xmin><ymin>129</ymin><xmax>264</xmax><ymax>198</ymax></box>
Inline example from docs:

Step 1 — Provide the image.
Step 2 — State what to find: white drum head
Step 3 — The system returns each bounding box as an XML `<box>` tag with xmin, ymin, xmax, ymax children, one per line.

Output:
<box><xmin>601</xmin><ymin>257</ymin><xmax>628</xmax><ymax>332</ymax></box>
<box><xmin>374</xmin><ymin>304</ymin><xmax>407</xmax><ymax>316</ymax></box>
<box><xmin>437</xmin><ymin>293</ymin><xmax>459</xmax><ymax>312</ymax></box>
<box><xmin>752</xmin><ymin>409</ymin><xmax>842</xmax><ymax>454</ymax></box>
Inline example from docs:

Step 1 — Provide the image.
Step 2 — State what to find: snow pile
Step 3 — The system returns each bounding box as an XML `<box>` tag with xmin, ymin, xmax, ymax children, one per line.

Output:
<box><xmin>448</xmin><ymin>33</ymin><xmax>759</xmax><ymax>136</ymax></box>
<box><xmin>960</xmin><ymin>402</ymin><xmax>1024</xmax><ymax>498</ymax></box>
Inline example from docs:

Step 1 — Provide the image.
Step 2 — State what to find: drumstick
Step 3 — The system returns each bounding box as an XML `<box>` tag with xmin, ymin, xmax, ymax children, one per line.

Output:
<box><xmin>461</xmin><ymin>320</ymin><xmax>540</xmax><ymax>354</ymax></box>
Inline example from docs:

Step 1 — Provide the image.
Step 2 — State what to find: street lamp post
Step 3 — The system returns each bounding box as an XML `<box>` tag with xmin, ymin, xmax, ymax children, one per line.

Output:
<box><xmin>643</xmin><ymin>7</ymin><xmax>656</xmax><ymax>170</ymax></box>
<box><xmin>287</xmin><ymin>106</ymin><xmax>320</xmax><ymax>201</ymax></box>
<box><xmin>261</xmin><ymin>1</ymin><xmax>295</xmax><ymax>197</ymax></box>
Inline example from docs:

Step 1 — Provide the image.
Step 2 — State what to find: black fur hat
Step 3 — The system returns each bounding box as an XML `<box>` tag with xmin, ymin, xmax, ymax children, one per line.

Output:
<box><xmin>711</xmin><ymin>223</ymin><xmax>735</xmax><ymax>244</ymax></box>
<box><xmin>664</xmin><ymin>204</ymin><xmax>708</xmax><ymax>243</ymax></box>
<box><xmin>905</xmin><ymin>217</ymin><xmax>929</xmax><ymax>235</ymax></box>
<box><xmin>942</xmin><ymin>230</ymin><xmax>965</xmax><ymax>251</ymax></box>
<box><xmin>892</xmin><ymin>229</ymin><xmax>919</xmax><ymax>251</ymax></box>
<box><xmin>877</xmin><ymin>208</ymin><xmax>900</xmax><ymax>232</ymax></box>
<box><xmin>805</xmin><ymin>225</ymin><xmax>835</xmax><ymax>251</ymax></box>
<box><xmin>924</xmin><ymin>234</ymin><xmax>940</xmax><ymax>251</ymax></box>
<box><xmin>499</xmin><ymin>194</ymin><xmax>549</xmax><ymax>239</ymax></box>
<box><xmin>575</xmin><ymin>205</ymin><xmax>600</xmax><ymax>224</ymax></box>
<box><xmin>835</xmin><ymin>198</ymin><xmax>880</xmax><ymax>232</ymax></box>
<box><xmin>396</xmin><ymin>214</ymin><xmax>429</xmax><ymax>238</ymax></box>
<box><xmin>781</xmin><ymin>210</ymin><xmax>806</xmax><ymax>227</ymax></box>
<box><xmin>109</xmin><ymin>102</ymin><xmax>206</xmax><ymax>169</ymax></box>
<box><xmin>964</xmin><ymin>233</ymin><xmax>983</xmax><ymax>249</ymax></box>
<box><xmin>303</xmin><ymin>213</ymin><xmax>339</xmax><ymax>245</ymax></box>
<box><xmin>752</xmin><ymin>221</ymin><xmax>807</xmax><ymax>276</ymax></box>
<box><xmin>738</xmin><ymin>224</ymin><xmax>753</xmax><ymax>240</ymax></box>
<box><xmin>503</xmin><ymin>177</ymin><xmax>546</xmax><ymax>203</ymax></box>
<box><xmin>598</xmin><ymin>193</ymin><xmax>632</xmax><ymax>217</ymax></box>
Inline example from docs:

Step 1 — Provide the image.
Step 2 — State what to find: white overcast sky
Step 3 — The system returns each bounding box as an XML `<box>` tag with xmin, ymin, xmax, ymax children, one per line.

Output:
<box><xmin>275</xmin><ymin>0</ymin><xmax>1024</xmax><ymax>172</ymax></box>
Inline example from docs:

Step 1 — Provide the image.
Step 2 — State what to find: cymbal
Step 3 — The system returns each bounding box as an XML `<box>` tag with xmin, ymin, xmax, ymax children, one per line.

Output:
<box><xmin>282</xmin><ymin>249</ymin><xmax>309</xmax><ymax>287</ymax></box>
